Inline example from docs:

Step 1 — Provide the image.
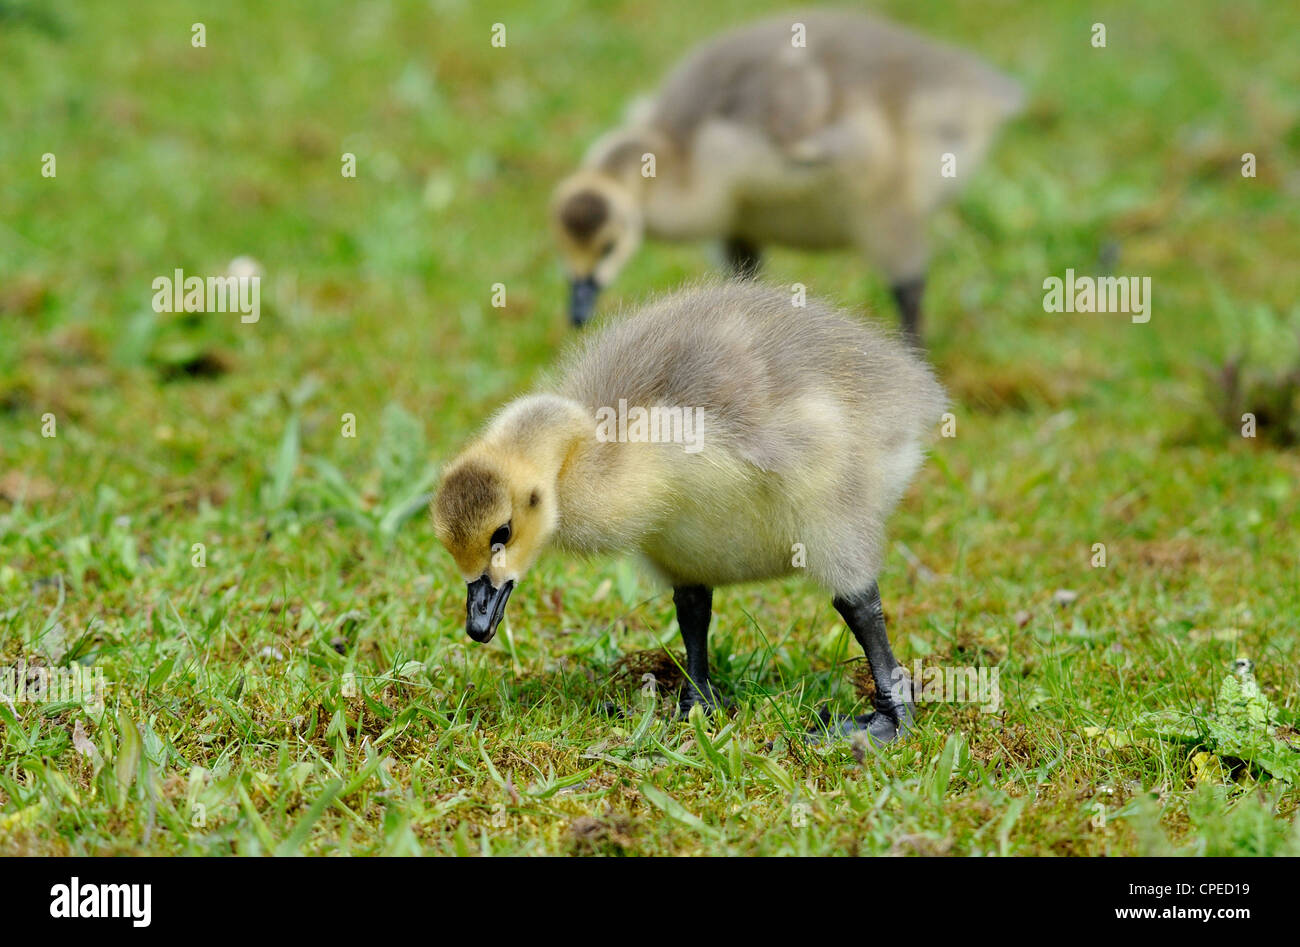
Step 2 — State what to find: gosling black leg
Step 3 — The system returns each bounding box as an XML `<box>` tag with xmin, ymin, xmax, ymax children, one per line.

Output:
<box><xmin>890</xmin><ymin>276</ymin><xmax>925</xmax><ymax>349</ymax></box>
<box><xmin>673</xmin><ymin>585</ymin><xmax>723</xmax><ymax>715</ymax></box>
<box><xmin>811</xmin><ymin>581</ymin><xmax>915</xmax><ymax>745</ymax></box>
<box><xmin>724</xmin><ymin>237</ymin><xmax>762</xmax><ymax>280</ymax></box>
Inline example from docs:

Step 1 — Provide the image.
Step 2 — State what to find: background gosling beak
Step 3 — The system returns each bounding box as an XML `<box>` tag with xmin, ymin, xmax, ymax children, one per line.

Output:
<box><xmin>569</xmin><ymin>276</ymin><xmax>601</xmax><ymax>327</ymax></box>
<box><xmin>466</xmin><ymin>575</ymin><xmax>514</xmax><ymax>643</ymax></box>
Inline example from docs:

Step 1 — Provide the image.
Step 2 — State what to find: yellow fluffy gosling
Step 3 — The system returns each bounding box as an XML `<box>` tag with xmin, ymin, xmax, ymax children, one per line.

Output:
<box><xmin>433</xmin><ymin>281</ymin><xmax>946</xmax><ymax>743</ymax></box>
<box><xmin>551</xmin><ymin>9</ymin><xmax>1022</xmax><ymax>344</ymax></box>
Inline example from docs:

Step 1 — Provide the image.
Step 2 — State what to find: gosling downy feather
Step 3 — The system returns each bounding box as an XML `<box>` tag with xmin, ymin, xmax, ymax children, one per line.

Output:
<box><xmin>551</xmin><ymin>9</ymin><xmax>1023</xmax><ymax>341</ymax></box>
<box><xmin>434</xmin><ymin>281</ymin><xmax>946</xmax><ymax>742</ymax></box>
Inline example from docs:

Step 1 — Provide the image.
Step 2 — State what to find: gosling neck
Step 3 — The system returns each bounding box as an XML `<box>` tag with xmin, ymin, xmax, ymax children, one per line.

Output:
<box><xmin>484</xmin><ymin>394</ymin><xmax>592</xmax><ymax>487</ymax></box>
<box><xmin>590</xmin><ymin>125</ymin><xmax>676</xmax><ymax>202</ymax></box>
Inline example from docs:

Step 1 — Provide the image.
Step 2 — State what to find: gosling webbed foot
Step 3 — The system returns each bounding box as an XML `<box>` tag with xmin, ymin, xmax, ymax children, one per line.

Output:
<box><xmin>677</xmin><ymin>681</ymin><xmax>731</xmax><ymax>719</ymax></box>
<box><xmin>806</xmin><ymin>701</ymin><xmax>915</xmax><ymax>747</ymax></box>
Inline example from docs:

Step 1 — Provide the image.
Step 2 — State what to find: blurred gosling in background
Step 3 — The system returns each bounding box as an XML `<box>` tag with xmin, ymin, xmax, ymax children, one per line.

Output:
<box><xmin>551</xmin><ymin>9</ymin><xmax>1022</xmax><ymax>345</ymax></box>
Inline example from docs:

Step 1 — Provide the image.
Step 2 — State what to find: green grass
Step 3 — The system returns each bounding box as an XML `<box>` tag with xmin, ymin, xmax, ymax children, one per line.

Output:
<box><xmin>2</xmin><ymin>0</ymin><xmax>1299</xmax><ymax>855</ymax></box>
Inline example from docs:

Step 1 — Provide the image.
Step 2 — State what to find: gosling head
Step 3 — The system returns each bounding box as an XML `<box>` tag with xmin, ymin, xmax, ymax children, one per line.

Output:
<box><xmin>433</xmin><ymin>454</ymin><xmax>558</xmax><ymax>643</ymax></box>
<box><xmin>550</xmin><ymin>171</ymin><xmax>643</xmax><ymax>327</ymax></box>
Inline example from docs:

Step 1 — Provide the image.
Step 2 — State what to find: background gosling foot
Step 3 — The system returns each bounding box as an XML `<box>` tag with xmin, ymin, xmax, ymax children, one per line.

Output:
<box><xmin>723</xmin><ymin>237</ymin><xmax>762</xmax><ymax>280</ymax></box>
<box><xmin>890</xmin><ymin>276</ymin><xmax>926</xmax><ymax>348</ymax></box>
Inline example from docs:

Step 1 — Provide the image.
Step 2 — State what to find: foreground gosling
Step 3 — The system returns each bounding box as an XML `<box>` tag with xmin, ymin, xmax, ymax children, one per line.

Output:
<box><xmin>551</xmin><ymin>10</ymin><xmax>1022</xmax><ymax>344</ymax></box>
<box><xmin>434</xmin><ymin>281</ymin><xmax>946</xmax><ymax>743</ymax></box>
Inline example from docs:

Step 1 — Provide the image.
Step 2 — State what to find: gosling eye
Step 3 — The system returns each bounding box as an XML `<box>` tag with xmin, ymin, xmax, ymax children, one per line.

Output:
<box><xmin>598</xmin><ymin>240</ymin><xmax>616</xmax><ymax>259</ymax></box>
<box><xmin>490</xmin><ymin>522</ymin><xmax>512</xmax><ymax>549</ymax></box>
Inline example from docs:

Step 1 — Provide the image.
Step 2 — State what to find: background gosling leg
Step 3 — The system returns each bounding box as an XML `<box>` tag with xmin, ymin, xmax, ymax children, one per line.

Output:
<box><xmin>673</xmin><ymin>585</ymin><xmax>726</xmax><ymax>715</ymax></box>
<box><xmin>723</xmin><ymin>237</ymin><xmax>762</xmax><ymax>280</ymax></box>
<box><xmin>814</xmin><ymin>581</ymin><xmax>916</xmax><ymax>744</ymax></box>
<box><xmin>890</xmin><ymin>277</ymin><xmax>926</xmax><ymax>349</ymax></box>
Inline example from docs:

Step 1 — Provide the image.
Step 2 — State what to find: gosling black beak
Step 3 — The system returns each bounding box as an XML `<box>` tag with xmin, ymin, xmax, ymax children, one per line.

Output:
<box><xmin>569</xmin><ymin>276</ymin><xmax>601</xmax><ymax>328</ymax></box>
<box><xmin>466</xmin><ymin>575</ymin><xmax>514</xmax><ymax>643</ymax></box>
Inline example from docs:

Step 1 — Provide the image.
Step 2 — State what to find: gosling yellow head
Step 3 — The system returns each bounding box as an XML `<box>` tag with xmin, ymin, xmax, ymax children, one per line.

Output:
<box><xmin>432</xmin><ymin>399</ymin><xmax>583</xmax><ymax>641</ymax></box>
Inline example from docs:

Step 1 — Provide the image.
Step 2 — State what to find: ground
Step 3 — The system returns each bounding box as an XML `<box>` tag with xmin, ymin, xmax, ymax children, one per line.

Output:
<box><xmin>0</xmin><ymin>0</ymin><xmax>1298</xmax><ymax>855</ymax></box>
